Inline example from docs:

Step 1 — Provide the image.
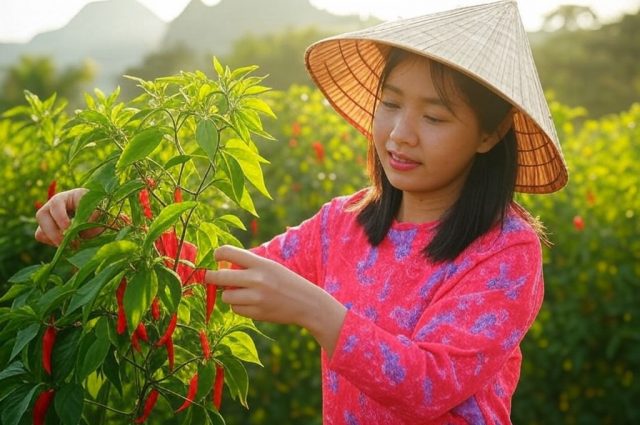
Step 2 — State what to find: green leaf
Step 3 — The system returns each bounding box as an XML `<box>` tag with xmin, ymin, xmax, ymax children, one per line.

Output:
<box><xmin>68</xmin><ymin>264</ymin><xmax>124</xmax><ymax>321</ymax></box>
<box><xmin>220</xmin><ymin>356</ymin><xmax>248</xmax><ymax>408</ymax></box>
<box><xmin>221</xmin><ymin>152</ymin><xmax>245</xmax><ymax>203</ymax></box>
<box><xmin>196</xmin><ymin>361</ymin><xmax>216</xmax><ymax>400</ymax></box>
<box><xmin>102</xmin><ymin>349</ymin><xmax>123</xmax><ymax>396</ymax></box>
<box><xmin>36</xmin><ymin>284</ymin><xmax>75</xmax><ymax>318</ymax></box>
<box><xmin>155</xmin><ymin>265</ymin><xmax>182</xmax><ymax>315</ymax></box>
<box><xmin>225</xmin><ymin>139</ymin><xmax>270</xmax><ymax>199</ymax></box>
<box><xmin>213</xmin><ymin>57</ymin><xmax>224</xmax><ymax>77</ymax></box>
<box><xmin>77</xmin><ymin>110</ymin><xmax>111</xmax><ymax>127</ymax></box>
<box><xmin>123</xmin><ymin>267</ymin><xmax>158</xmax><ymax>331</ymax></box>
<box><xmin>242</xmin><ymin>97</ymin><xmax>276</xmax><ymax>119</ymax></box>
<box><xmin>196</xmin><ymin>118</ymin><xmax>219</xmax><ymax>163</ymax></box>
<box><xmin>73</xmin><ymin>189</ymin><xmax>106</xmax><ymax>225</ymax></box>
<box><xmin>0</xmin><ymin>284</ymin><xmax>29</xmax><ymax>303</ymax></box>
<box><xmin>113</xmin><ymin>180</ymin><xmax>145</xmax><ymax>202</ymax></box>
<box><xmin>116</xmin><ymin>127</ymin><xmax>165</xmax><ymax>170</ymax></box>
<box><xmin>0</xmin><ymin>361</ymin><xmax>25</xmax><ymax>382</ymax></box>
<box><xmin>215</xmin><ymin>179</ymin><xmax>257</xmax><ymax>216</ymax></box>
<box><xmin>215</xmin><ymin>215</ymin><xmax>246</xmax><ymax>231</ymax></box>
<box><xmin>165</xmin><ymin>154</ymin><xmax>194</xmax><ymax>170</ymax></box>
<box><xmin>54</xmin><ymin>383</ymin><xmax>84</xmax><ymax>425</ymax></box>
<box><xmin>67</xmin><ymin>247</ymin><xmax>100</xmax><ymax>269</ymax></box>
<box><xmin>143</xmin><ymin>201</ymin><xmax>197</xmax><ymax>253</ymax></box>
<box><xmin>77</xmin><ymin>327</ymin><xmax>111</xmax><ymax>380</ymax></box>
<box><xmin>0</xmin><ymin>383</ymin><xmax>40</xmax><ymax>425</ymax></box>
<box><xmin>52</xmin><ymin>327</ymin><xmax>82</xmax><ymax>382</ymax></box>
<box><xmin>9</xmin><ymin>324</ymin><xmax>39</xmax><ymax>362</ymax></box>
<box><xmin>84</xmin><ymin>157</ymin><xmax>118</xmax><ymax>193</ymax></box>
<box><xmin>221</xmin><ymin>331</ymin><xmax>262</xmax><ymax>365</ymax></box>
<box><xmin>8</xmin><ymin>265</ymin><xmax>43</xmax><ymax>283</ymax></box>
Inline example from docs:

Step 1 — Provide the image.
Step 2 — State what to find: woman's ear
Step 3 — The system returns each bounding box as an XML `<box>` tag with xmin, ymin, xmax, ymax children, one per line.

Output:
<box><xmin>477</xmin><ymin>108</ymin><xmax>515</xmax><ymax>153</ymax></box>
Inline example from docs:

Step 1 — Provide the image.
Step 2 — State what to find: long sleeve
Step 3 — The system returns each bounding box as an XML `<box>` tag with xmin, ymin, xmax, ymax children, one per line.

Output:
<box><xmin>249</xmin><ymin>191</ymin><xmax>543</xmax><ymax>424</ymax></box>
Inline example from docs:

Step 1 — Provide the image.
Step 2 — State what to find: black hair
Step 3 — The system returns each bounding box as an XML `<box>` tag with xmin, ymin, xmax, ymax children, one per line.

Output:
<box><xmin>354</xmin><ymin>47</ymin><xmax>519</xmax><ymax>262</ymax></box>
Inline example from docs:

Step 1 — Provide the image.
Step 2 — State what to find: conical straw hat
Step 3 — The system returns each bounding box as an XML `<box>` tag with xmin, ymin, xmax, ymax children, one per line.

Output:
<box><xmin>305</xmin><ymin>0</ymin><xmax>568</xmax><ymax>194</ymax></box>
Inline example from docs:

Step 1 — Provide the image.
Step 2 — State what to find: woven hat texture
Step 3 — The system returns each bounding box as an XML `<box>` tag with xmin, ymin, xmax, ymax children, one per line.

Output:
<box><xmin>305</xmin><ymin>0</ymin><xmax>568</xmax><ymax>193</ymax></box>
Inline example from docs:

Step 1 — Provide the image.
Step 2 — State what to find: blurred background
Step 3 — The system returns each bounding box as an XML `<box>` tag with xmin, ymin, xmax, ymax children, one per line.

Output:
<box><xmin>1</xmin><ymin>0</ymin><xmax>638</xmax><ymax>423</ymax></box>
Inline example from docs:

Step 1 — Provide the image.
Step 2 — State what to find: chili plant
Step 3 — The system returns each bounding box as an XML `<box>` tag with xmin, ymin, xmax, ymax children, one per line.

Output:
<box><xmin>0</xmin><ymin>58</ymin><xmax>274</xmax><ymax>424</ymax></box>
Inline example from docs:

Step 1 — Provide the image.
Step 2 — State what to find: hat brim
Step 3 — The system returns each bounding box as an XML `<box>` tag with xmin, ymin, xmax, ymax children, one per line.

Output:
<box><xmin>305</xmin><ymin>37</ymin><xmax>568</xmax><ymax>194</ymax></box>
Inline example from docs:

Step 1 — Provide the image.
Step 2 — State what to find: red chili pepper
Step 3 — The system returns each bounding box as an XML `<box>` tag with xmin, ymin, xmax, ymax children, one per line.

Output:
<box><xmin>144</xmin><ymin>177</ymin><xmax>157</xmax><ymax>190</ymax></box>
<box><xmin>199</xmin><ymin>330</ymin><xmax>210</xmax><ymax>360</ymax></box>
<box><xmin>32</xmin><ymin>388</ymin><xmax>55</xmax><ymax>425</ymax></box>
<box><xmin>250</xmin><ymin>218</ymin><xmax>259</xmax><ymax>237</ymax></box>
<box><xmin>42</xmin><ymin>321</ymin><xmax>56</xmax><ymax>375</ymax></box>
<box><xmin>116</xmin><ymin>278</ymin><xmax>127</xmax><ymax>335</ymax></box>
<box><xmin>176</xmin><ymin>373</ymin><xmax>199</xmax><ymax>413</ymax></box>
<box><xmin>136</xmin><ymin>322</ymin><xmax>149</xmax><ymax>342</ymax></box>
<box><xmin>46</xmin><ymin>180</ymin><xmax>57</xmax><ymax>200</ymax></box>
<box><xmin>166</xmin><ymin>337</ymin><xmax>175</xmax><ymax>371</ymax></box>
<box><xmin>131</xmin><ymin>331</ymin><xmax>141</xmax><ymax>353</ymax></box>
<box><xmin>34</xmin><ymin>200</ymin><xmax>44</xmax><ymax>211</ymax></box>
<box><xmin>206</xmin><ymin>284</ymin><xmax>217</xmax><ymax>325</ymax></box>
<box><xmin>138</xmin><ymin>189</ymin><xmax>153</xmax><ymax>219</ymax></box>
<box><xmin>213</xmin><ymin>365</ymin><xmax>224</xmax><ymax>410</ymax></box>
<box><xmin>134</xmin><ymin>388</ymin><xmax>159</xmax><ymax>424</ymax></box>
<box><xmin>151</xmin><ymin>297</ymin><xmax>161</xmax><ymax>321</ymax></box>
<box><xmin>156</xmin><ymin>314</ymin><xmax>177</xmax><ymax>347</ymax></box>
<box><xmin>174</xmin><ymin>187</ymin><xmax>183</xmax><ymax>203</ymax></box>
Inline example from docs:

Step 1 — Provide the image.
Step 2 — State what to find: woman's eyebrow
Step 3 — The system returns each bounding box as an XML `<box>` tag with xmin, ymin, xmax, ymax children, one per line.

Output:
<box><xmin>382</xmin><ymin>83</ymin><xmax>448</xmax><ymax>107</ymax></box>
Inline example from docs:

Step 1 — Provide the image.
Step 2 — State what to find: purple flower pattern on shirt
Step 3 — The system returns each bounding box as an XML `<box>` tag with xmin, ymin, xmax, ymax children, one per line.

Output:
<box><xmin>328</xmin><ymin>370</ymin><xmax>339</xmax><ymax>393</ymax></box>
<box><xmin>415</xmin><ymin>311</ymin><xmax>456</xmax><ymax>340</ymax></box>
<box><xmin>452</xmin><ymin>396</ymin><xmax>487</xmax><ymax>425</ymax></box>
<box><xmin>356</xmin><ymin>247</ymin><xmax>378</xmax><ymax>286</ymax></box>
<box><xmin>388</xmin><ymin>228</ymin><xmax>417</xmax><ymax>260</ymax></box>
<box><xmin>470</xmin><ymin>310</ymin><xmax>509</xmax><ymax>339</ymax></box>
<box><xmin>487</xmin><ymin>263</ymin><xmax>527</xmax><ymax>300</ymax></box>
<box><xmin>379</xmin><ymin>343</ymin><xmax>406</xmax><ymax>385</ymax></box>
<box><xmin>280</xmin><ymin>233</ymin><xmax>299</xmax><ymax>260</ymax></box>
<box><xmin>390</xmin><ymin>305</ymin><xmax>423</xmax><ymax>330</ymax></box>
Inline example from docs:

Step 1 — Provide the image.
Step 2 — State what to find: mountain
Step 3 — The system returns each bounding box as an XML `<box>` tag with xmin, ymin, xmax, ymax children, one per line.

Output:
<box><xmin>163</xmin><ymin>0</ymin><xmax>377</xmax><ymax>56</ymax></box>
<box><xmin>0</xmin><ymin>0</ymin><xmax>166</xmax><ymax>90</ymax></box>
<box><xmin>0</xmin><ymin>0</ymin><xmax>375</xmax><ymax>94</ymax></box>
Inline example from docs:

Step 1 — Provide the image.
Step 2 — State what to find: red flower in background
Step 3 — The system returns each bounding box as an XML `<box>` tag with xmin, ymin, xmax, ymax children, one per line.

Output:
<box><xmin>573</xmin><ymin>215</ymin><xmax>585</xmax><ymax>231</ymax></box>
<box><xmin>291</xmin><ymin>121</ymin><xmax>301</xmax><ymax>137</ymax></box>
<box><xmin>154</xmin><ymin>229</ymin><xmax>205</xmax><ymax>285</ymax></box>
<box><xmin>312</xmin><ymin>141</ymin><xmax>325</xmax><ymax>163</ymax></box>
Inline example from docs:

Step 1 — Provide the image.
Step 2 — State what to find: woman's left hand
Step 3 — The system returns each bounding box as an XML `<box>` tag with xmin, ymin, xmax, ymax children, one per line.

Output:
<box><xmin>204</xmin><ymin>245</ymin><xmax>347</xmax><ymax>356</ymax></box>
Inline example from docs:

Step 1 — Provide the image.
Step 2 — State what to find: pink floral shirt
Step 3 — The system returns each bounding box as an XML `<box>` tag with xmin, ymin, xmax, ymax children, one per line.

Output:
<box><xmin>253</xmin><ymin>191</ymin><xmax>544</xmax><ymax>424</ymax></box>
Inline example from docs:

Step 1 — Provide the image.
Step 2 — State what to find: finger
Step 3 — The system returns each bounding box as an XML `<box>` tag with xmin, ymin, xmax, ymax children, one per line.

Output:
<box><xmin>48</xmin><ymin>196</ymin><xmax>72</xmax><ymax>231</ymax></box>
<box><xmin>35</xmin><ymin>226</ymin><xmax>56</xmax><ymax>246</ymax></box>
<box><xmin>228</xmin><ymin>304</ymin><xmax>261</xmax><ymax>320</ymax></box>
<box><xmin>35</xmin><ymin>212</ymin><xmax>63</xmax><ymax>246</ymax></box>
<box><xmin>214</xmin><ymin>245</ymin><xmax>262</xmax><ymax>269</ymax></box>
<box><xmin>204</xmin><ymin>269</ymin><xmax>251</xmax><ymax>289</ymax></box>
<box><xmin>221</xmin><ymin>288</ymin><xmax>261</xmax><ymax>306</ymax></box>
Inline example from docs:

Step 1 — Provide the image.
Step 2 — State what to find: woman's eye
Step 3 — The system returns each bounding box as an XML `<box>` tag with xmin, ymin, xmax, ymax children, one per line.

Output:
<box><xmin>381</xmin><ymin>101</ymin><xmax>399</xmax><ymax>109</ymax></box>
<box><xmin>424</xmin><ymin>115</ymin><xmax>444</xmax><ymax>123</ymax></box>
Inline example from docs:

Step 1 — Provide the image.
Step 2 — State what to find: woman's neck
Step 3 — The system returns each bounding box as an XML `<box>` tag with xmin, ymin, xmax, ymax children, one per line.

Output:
<box><xmin>396</xmin><ymin>189</ymin><xmax>460</xmax><ymax>223</ymax></box>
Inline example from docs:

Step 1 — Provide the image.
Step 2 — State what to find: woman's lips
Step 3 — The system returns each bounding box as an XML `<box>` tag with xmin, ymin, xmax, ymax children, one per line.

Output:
<box><xmin>388</xmin><ymin>151</ymin><xmax>420</xmax><ymax>171</ymax></box>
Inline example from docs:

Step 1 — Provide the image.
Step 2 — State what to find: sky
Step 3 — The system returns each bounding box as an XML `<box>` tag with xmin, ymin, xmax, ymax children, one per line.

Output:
<box><xmin>0</xmin><ymin>0</ymin><xmax>638</xmax><ymax>43</ymax></box>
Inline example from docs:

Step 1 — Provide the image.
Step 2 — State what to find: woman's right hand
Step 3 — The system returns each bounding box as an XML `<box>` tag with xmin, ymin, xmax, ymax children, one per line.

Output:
<box><xmin>35</xmin><ymin>188</ymin><xmax>94</xmax><ymax>246</ymax></box>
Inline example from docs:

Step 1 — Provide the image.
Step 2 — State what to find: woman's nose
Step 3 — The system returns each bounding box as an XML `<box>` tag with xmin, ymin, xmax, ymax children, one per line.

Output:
<box><xmin>389</xmin><ymin>111</ymin><xmax>419</xmax><ymax>146</ymax></box>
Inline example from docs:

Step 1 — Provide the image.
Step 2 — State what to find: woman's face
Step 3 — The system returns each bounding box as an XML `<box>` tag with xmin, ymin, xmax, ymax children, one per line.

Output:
<box><xmin>372</xmin><ymin>56</ymin><xmax>499</xmax><ymax>204</ymax></box>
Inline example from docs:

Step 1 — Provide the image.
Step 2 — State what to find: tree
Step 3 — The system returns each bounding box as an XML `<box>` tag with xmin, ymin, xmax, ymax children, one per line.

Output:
<box><xmin>0</xmin><ymin>56</ymin><xmax>94</xmax><ymax>111</ymax></box>
<box><xmin>542</xmin><ymin>5</ymin><xmax>599</xmax><ymax>32</ymax></box>
<box><xmin>223</xmin><ymin>28</ymin><xmax>333</xmax><ymax>90</ymax></box>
